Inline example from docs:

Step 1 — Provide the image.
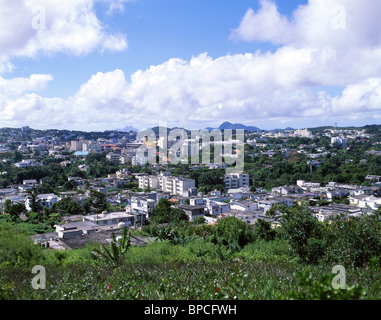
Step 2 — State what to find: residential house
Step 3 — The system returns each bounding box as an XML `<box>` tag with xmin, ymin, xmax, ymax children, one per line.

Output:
<box><xmin>25</xmin><ymin>193</ymin><xmax>58</xmax><ymax>212</ymax></box>
<box><xmin>176</xmin><ymin>205</ymin><xmax>205</xmax><ymax>222</ymax></box>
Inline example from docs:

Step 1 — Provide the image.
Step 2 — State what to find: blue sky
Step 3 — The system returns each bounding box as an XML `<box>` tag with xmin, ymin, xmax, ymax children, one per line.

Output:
<box><xmin>1</xmin><ymin>0</ymin><xmax>380</xmax><ymax>131</ymax></box>
<box><xmin>11</xmin><ymin>0</ymin><xmax>300</xmax><ymax>97</ymax></box>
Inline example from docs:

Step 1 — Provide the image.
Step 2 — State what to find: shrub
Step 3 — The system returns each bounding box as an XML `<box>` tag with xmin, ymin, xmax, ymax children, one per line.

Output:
<box><xmin>211</xmin><ymin>216</ymin><xmax>255</xmax><ymax>254</ymax></box>
<box><xmin>0</xmin><ymin>220</ymin><xmax>45</xmax><ymax>268</ymax></box>
<box><xmin>285</xmin><ymin>268</ymin><xmax>365</xmax><ymax>300</ymax></box>
<box><xmin>280</xmin><ymin>205</ymin><xmax>325</xmax><ymax>263</ymax></box>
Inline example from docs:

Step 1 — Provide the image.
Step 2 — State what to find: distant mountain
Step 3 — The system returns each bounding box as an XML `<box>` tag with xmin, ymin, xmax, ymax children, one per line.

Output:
<box><xmin>268</xmin><ymin>127</ymin><xmax>295</xmax><ymax>132</ymax></box>
<box><xmin>115</xmin><ymin>125</ymin><xmax>139</xmax><ymax>132</ymax></box>
<box><xmin>218</xmin><ymin>122</ymin><xmax>261</xmax><ymax>132</ymax></box>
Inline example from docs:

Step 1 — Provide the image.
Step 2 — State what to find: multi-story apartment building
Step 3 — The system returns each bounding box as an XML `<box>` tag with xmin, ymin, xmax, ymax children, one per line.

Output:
<box><xmin>130</xmin><ymin>196</ymin><xmax>156</xmax><ymax>216</ymax></box>
<box><xmin>106</xmin><ymin>152</ymin><xmax>121</xmax><ymax>164</ymax></box>
<box><xmin>138</xmin><ymin>172</ymin><xmax>196</xmax><ymax>196</ymax></box>
<box><xmin>138</xmin><ymin>175</ymin><xmax>159</xmax><ymax>190</ymax></box>
<box><xmin>224</xmin><ymin>173</ymin><xmax>250</xmax><ymax>190</ymax></box>
<box><xmin>158</xmin><ymin>172</ymin><xmax>195</xmax><ymax>196</ymax></box>
<box><xmin>70</xmin><ymin>140</ymin><xmax>83</xmax><ymax>151</ymax></box>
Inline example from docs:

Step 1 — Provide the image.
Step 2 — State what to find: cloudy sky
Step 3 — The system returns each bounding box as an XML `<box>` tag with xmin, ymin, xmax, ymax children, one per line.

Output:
<box><xmin>0</xmin><ymin>0</ymin><xmax>381</xmax><ymax>131</ymax></box>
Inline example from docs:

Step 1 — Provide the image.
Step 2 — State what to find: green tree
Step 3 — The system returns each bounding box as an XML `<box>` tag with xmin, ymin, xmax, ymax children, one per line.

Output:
<box><xmin>253</xmin><ymin>218</ymin><xmax>277</xmax><ymax>242</ymax></box>
<box><xmin>3</xmin><ymin>199</ymin><xmax>12</xmax><ymax>213</ymax></box>
<box><xmin>83</xmin><ymin>190</ymin><xmax>108</xmax><ymax>214</ymax></box>
<box><xmin>91</xmin><ymin>228</ymin><xmax>131</xmax><ymax>268</ymax></box>
<box><xmin>51</xmin><ymin>197</ymin><xmax>84</xmax><ymax>216</ymax></box>
<box><xmin>150</xmin><ymin>198</ymin><xmax>188</xmax><ymax>224</ymax></box>
<box><xmin>7</xmin><ymin>203</ymin><xmax>26</xmax><ymax>222</ymax></box>
<box><xmin>27</xmin><ymin>188</ymin><xmax>40</xmax><ymax>212</ymax></box>
<box><xmin>280</xmin><ymin>205</ymin><xmax>325</xmax><ymax>264</ymax></box>
<box><xmin>211</xmin><ymin>216</ymin><xmax>254</xmax><ymax>253</ymax></box>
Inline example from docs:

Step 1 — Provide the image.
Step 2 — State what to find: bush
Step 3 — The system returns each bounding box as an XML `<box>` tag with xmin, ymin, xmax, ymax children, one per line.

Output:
<box><xmin>0</xmin><ymin>221</ymin><xmax>45</xmax><ymax>268</ymax></box>
<box><xmin>285</xmin><ymin>268</ymin><xmax>365</xmax><ymax>300</ymax></box>
<box><xmin>280</xmin><ymin>205</ymin><xmax>325</xmax><ymax>263</ymax></box>
<box><xmin>325</xmin><ymin>213</ymin><xmax>381</xmax><ymax>268</ymax></box>
<box><xmin>211</xmin><ymin>217</ymin><xmax>255</xmax><ymax>254</ymax></box>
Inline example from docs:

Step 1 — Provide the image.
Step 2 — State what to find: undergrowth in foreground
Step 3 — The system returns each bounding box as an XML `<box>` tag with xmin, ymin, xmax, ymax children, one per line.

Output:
<box><xmin>1</xmin><ymin>260</ymin><xmax>379</xmax><ymax>300</ymax></box>
<box><xmin>0</xmin><ymin>219</ymin><xmax>380</xmax><ymax>300</ymax></box>
<box><xmin>1</xmin><ymin>239</ymin><xmax>380</xmax><ymax>300</ymax></box>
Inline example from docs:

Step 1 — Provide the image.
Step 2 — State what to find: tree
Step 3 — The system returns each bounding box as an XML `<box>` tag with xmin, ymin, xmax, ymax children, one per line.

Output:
<box><xmin>91</xmin><ymin>228</ymin><xmax>131</xmax><ymax>268</ymax></box>
<box><xmin>211</xmin><ymin>216</ymin><xmax>254</xmax><ymax>253</ymax></box>
<box><xmin>83</xmin><ymin>190</ymin><xmax>108</xmax><ymax>214</ymax></box>
<box><xmin>51</xmin><ymin>197</ymin><xmax>84</xmax><ymax>216</ymax></box>
<box><xmin>198</xmin><ymin>169</ymin><xmax>225</xmax><ymax>193</ymax></box>
<box><xmin>280</xmin><ymin>205</ymin><xmax>324</xmax><ymax>264</ymax></box>
<box><xmin>253</xmin><ymin>218</ymin><xmax>276</xmax><ymax>242</ymax></box>
<box><xmin>12</xmin><ymin>151</ymin><xmax>23</xmax><ymax>163</ymax></box>
<box><xmin>27</xmin><ymin>188</ymin><xmax>40</xmax><ymax>212</ymax></box>
<box><xmin>8</xmin><ymin>203</ymin><xmax>26</xmax><ymax>222</ymax></box>
<box><xmin>149</xmin><ymin>198</ymin><xmax>188</xmax><ymax>224</ymax></box>
<box><xmin>4</xmin><ymin>199</ymin><xmax>12</xmax><ymax>213</ymax></box>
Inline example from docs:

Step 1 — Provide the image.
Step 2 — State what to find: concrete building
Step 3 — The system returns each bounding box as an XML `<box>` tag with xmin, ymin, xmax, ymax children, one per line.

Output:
<box><xmin>130</xmin><ymin>196</ymin><xmax>156</xmax><ymax>216</ymax></box>
<box><xmin>25</xmin><ymin>193</ymin><xmax>58</xmax><ymax>212</ymax></box>
<box><xmin>83</xmin><ymin>211</ymin><xmax>136</xmax><ymax>227</ymax></box>
<box><xmin>176</xmin><ymin>205</ymin><xmax>205</xmax><ymax>222</ymax></box>
<box><xmin>70</xmin><ymin>140</ymin><xmax>83</xmax><ymax>151</ymax></box>
<box><xmin>138</xmin><ymin>175</ymin><xmax>159</xmax><ymax>190</ymax></box>
<box><xmin>224</xmin><ymin>173</ymin><xmax>250</xmax><ymax>190</ymax></box>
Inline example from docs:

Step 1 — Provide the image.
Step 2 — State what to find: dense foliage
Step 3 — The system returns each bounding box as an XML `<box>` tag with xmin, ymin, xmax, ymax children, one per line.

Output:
<box><xmin>0</xmin><ymin>208</ymin><xmax>380</xmax><ymax>300</ymax></box>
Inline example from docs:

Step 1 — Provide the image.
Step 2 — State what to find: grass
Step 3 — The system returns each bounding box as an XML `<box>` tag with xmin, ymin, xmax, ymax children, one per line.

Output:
<box><xmin>1</xmin><ymin>240</ymin><xmax>380</xmax><ymax>300</ymax></box>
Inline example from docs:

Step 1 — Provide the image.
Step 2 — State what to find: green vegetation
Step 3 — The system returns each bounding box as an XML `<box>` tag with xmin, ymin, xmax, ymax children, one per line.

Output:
<box><xmin>149</xmin><ymin>198</ymin><xmax>189</xmax><ymax>224</ymax></box>
<box><xmin>0</xmin><ymin>205</ymin><xmax>380</xmax><ymax>300</ymax></box>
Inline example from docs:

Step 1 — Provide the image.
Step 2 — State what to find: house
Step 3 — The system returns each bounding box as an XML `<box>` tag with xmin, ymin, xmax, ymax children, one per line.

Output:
<box><xmin>257</xmin><ymin>198</ymin><xmax>293</xmax><ymax>213</ymax></box>
<box><xmin>176</xmin><ymin>205</ymin><xmax>205</xmax><ymax>222</ymax></box>
<box><xmin>138</xmin><ymin>172</ymin><xmax>196</xmax><ymax>196</ymax></box>
<box><xmin>130</xmin><ymin>196</ymin><xmax>156</xmax><ymax>216</ymax></box>
<box><xmin>25</xmin><ymin>193</ymin><xmax>58</xmax><ymax>211</ymax></box>
<box><xmin>23</xmin><ymin>179</ymin><xmax>38</xmax><ymax>188</ymax></box>
<box><xmin>83</xmin><ymin>211</ymin><xmax>137</xmax><ymax>227</ymax></box>
<box><xmin>189</xmin><ymin>198</ymin><xmax>204</xmax><ymax>206</ymax></box>
<box><xmin>204</xmin><ymin>200</ymin><xmax>230</xmax><ymax>216</ymax></box>
<box><xmin>296</xmin><ymin>180</ymin><xmax>321</xmax><ymax>191</ymax></box>
<box><xmin>232</xmin><ymin>210</ymin><xmax>262</xmax><ymax>225</ymax></box>
<box><xmin>271</xmin><ymin>185</ymin><xmax>304</xmax><ymax>196</ymax></box>
<box><xmin>365</xmin><ymin>175</ymin><xmax>381</xmax><ymax>184</ymax></box>
<box><xmin>349</xmin><ymin>195</ymin><xmax>381</xmax><ymax>210</ymax></box>
<box><xmin>229</xmin><ymin>200</ymin><xmax>258</xmax><ymax>212</ymax></box>
<box><xmin>55</xmin><ymin>221</ymin><xmax>98</xmax><ymax>239</ymax></box>
<box><xmin>326</xmin><ymin>188</ymin><xmax>349</xmax><ymax>200</ymax></box>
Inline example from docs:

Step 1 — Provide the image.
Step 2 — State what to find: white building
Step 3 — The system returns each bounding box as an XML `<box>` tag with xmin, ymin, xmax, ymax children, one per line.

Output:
<box><xmin>130</xmin><ymin>196</ymin><xmax>156</xmax><ymax>215</ymax></box>
<box><xmin>70</xmin><ymin>140</ymin><xmax>83</xmax><ymax>151</ymax></box>
<box><xmin>83</xmin><ymin>211</ymin><xmax>136</xmax><ymax>227</ymax></box>
<box><xmin>25</xmin><ymin>193</ymin><xmax>58</xmax><ymax>212</ymax></box>
<box><xmin>294</xmin><ymin>129</ymin><xmax>313</xmax><ymax>138</ymax></box>
<box><xmin>257</xmin><ymin>198</ymin><xmax>293</xmax><ymax>213</ymax></box>
<box><xmin>224</xmin><ymin>173</ymin><xmax>250</xmax><ymax>190</ymax></box>
<box><xmin>138</xmin><ymin>175</ymin><xmax>159</xmax><ymax>190</ymax></box>
<box><xmin>230</xmin><ymin>200</ymin><xmax>258</xmax><ymax>212</ymax></box>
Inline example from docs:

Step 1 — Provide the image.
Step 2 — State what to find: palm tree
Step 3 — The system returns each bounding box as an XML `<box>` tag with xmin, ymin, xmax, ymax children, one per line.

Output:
<box><xmin>91</xmin><ymin>227</ymin><xmax>131</xmax><ymax>267</ymax></box>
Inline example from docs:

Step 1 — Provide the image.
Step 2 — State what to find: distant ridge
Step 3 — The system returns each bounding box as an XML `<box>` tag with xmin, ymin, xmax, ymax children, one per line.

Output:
<box><xmin>115</xmin><ymin>125</ymin><xmax>139</xmax><ymax>132</ymax></box>
<box><xmin>219</xmin><ymin>121</ymin><xmax>261</xmax><ymax>132</ymax></box>
<box><xmin>205</xmin><ymin>122</ymin><xmax>297</xmax><ymax>132</ymax></box>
